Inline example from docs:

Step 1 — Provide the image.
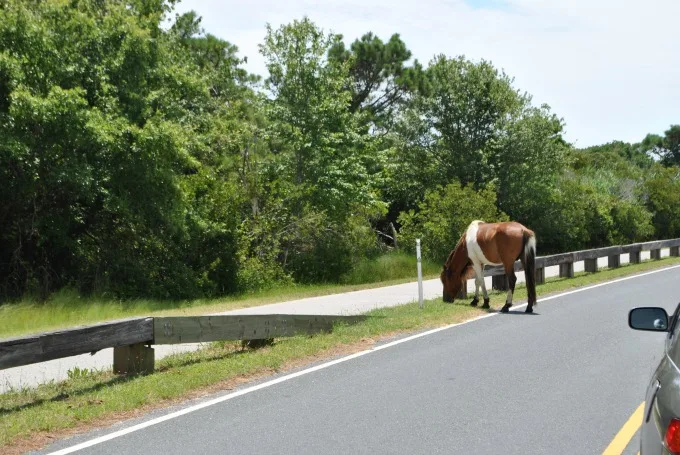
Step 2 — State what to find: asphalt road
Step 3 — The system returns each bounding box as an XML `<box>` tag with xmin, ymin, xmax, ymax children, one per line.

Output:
<box><xmin>35</xmin><ymin>265</ymin><xmax>680</xmax><ymax>455</ymax></box>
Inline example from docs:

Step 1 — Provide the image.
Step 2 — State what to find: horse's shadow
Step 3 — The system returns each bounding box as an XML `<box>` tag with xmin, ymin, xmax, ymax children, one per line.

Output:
<box><xmin>450</xmin><ymin>300</ymin><xmax>539</xmax><ymax>315</ymax></box>
<box><xmin>495</xmin><ymin>309</ymin><xmax>540</xmax><ymax>316</ymax></box>
<box><xmin>0</xmin><ymin>346</ymin><xmax>252</xmax><ymax>416</ymax></box>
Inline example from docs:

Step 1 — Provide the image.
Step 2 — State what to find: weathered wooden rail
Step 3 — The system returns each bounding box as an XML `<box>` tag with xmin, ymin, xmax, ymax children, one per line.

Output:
<box><xmin>0</xmin><ymin>314</ymin><xmax>365</xmax><ymax>375</ymax></box>
<box><xmin>473</xmin><ymin>238</ymin><xmax>680</xmax><ymax>294</ymax></box>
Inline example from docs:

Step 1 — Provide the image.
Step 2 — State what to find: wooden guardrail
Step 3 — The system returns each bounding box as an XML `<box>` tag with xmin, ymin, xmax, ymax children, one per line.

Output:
<box><xmin>476</xmin><ymin>238</ymin><xmax>680</xmax><ymax>293</ymax></box>
<box><xmin>0</xmin><ymin>314</ymin><xmax>365</xmax><ymax>375</ymax></box>
<box><xmin>153</xmin><ymin>314</ymin><xmax>364</xmax><ymax>344</ymax></box>
<box><xmin>1</xmin><ymin>237</ymin><xmax>679</xmax><ymax>376</ymax></box>
<box><xmin>0</xmin><ymin>317</ymin><xmax>153</xmax><ymax>371</ymax></box>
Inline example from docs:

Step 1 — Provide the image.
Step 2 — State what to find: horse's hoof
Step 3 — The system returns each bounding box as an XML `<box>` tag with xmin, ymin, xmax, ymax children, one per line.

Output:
<box><xmin>481</xmin><ymin>298</ymin><xmax>490</xmax><ymax>309</ymax></box>
<box><xmin>525</xmin><ymin>307</ymin><xmax>533</xmax><ymax>314</ymax></box>
<box><xmin>470</xmin><ymin>298</ymin><xmax>479</xmax><ymax>307</ymax></box>
<box><xmin>500</xmin><ymin>303</ymin><xmax>512</xmax><ymax>313</ymax></box>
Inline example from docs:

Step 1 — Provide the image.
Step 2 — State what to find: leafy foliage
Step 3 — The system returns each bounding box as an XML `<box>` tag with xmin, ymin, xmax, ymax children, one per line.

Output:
<box><xmin>398</xmin><ymin>181</ymin><xmax>508</xmax><ymax>262</ymax></box>
<box><xmin>328</xmin><ymin>32</ymin><xmax>426</xmax><ymax>131</ymax></box>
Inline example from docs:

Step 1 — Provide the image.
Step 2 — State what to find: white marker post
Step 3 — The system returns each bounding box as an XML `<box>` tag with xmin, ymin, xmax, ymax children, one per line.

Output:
<box><xmin>416</xmin><ymin>238</ymin><xmax>424</xmax><ymax>309</ymax></box>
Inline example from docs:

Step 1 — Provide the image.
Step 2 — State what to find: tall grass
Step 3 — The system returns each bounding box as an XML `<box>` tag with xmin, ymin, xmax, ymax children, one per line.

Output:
<box><xmin>340</xmin><ymin>252</ymin><xmax>441</xmax><ymax>285</ymax></box>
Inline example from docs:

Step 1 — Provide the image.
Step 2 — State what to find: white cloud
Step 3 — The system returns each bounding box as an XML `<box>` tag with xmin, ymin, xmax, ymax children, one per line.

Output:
<box><xmin>170</xmin><ymin>0</ymin><xmax>680</xmax><ymax>147</ymax></box>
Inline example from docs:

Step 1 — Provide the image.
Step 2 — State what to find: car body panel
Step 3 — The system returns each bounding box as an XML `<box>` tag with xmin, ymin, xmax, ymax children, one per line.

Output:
<box><xmin>634</xmin><ymin>303</ymin><xmax>680</xmax><ymax>455</ymax></box>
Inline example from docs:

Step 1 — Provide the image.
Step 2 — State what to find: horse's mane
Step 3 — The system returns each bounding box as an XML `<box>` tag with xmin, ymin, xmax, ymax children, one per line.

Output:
<box><xmin>444</xmin><ymin>233</ymin><xmax>465</xmax><ymax>267</ymax></box>
<box><xmin>444</xmin><ymin>232</ymin><xmax>475</xmax><ymax>281</ymax></box>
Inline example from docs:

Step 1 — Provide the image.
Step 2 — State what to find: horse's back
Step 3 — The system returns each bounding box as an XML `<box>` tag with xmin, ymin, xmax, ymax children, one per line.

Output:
<box><xmin>472</xmin><ymin>221</ymin><xmax>531</xmax><ymax>265</ymax></box>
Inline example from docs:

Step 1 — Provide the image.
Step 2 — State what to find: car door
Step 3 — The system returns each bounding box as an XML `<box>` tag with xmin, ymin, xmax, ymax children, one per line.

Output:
<box><xmin>641</xmin><ymin>302</ymin><xmax>680</xmax><ymax>454</ymax></box>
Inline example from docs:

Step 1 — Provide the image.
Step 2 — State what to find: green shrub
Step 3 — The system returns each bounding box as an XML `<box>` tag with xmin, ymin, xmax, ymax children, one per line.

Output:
<box><xmin>398</xmin><ymin>180</ymin><xmax>508</xmax><ymax>263</ymax></box>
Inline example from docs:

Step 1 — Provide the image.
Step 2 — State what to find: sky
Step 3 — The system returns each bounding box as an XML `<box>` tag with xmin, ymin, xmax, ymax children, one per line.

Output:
<box><xmin>169</xmin><ymin>0</ymin><xmax>679</xmax><ymax>148</ymax></box>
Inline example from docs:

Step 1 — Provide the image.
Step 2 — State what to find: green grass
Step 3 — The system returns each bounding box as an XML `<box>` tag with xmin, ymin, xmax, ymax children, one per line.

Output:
<box><xmin>2</xmin><ymin>256</ymin><xmax>680</xmax><ymax>451</ymax></box>
<box><xmin>0</xmin><ymin>252</ymin><xmax>441</xmax><ymax>339</ymax></box>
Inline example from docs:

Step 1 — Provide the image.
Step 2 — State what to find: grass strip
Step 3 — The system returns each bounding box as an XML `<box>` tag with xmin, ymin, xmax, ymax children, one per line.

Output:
<box><xmin>1</xmin><ymin>256</ymin><xmax>679</xmax><ymax>453</ymax></box>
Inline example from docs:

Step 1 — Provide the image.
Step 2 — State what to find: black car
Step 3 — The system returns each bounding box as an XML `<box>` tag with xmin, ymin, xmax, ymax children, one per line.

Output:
<box><xmin>629</xmin><ymin>304</ymin><xmax>680</xmax><ymax>454</ymax></box>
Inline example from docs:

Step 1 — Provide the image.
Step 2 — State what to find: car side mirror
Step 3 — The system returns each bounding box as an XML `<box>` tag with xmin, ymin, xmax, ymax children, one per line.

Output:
<box><xmin>629</xmin><ymin>307</ymin><xmax>669</xmax><ymax>332</ymax></box>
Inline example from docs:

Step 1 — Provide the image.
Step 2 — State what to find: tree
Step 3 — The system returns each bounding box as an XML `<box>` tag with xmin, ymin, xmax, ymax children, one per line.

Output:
<box><xmin>576</xmin><ymin>140</ymin><xmax>654</xmax><ymax>169</ymax></box>
<box><xmin>395</xmin><ymin>55</ymin><xmax>525</xmax><ymax>193</ymax></box>
<box><xmin>493</xmin><ymin>104</ymin><xmax>568</xmax><ymax>225</ymax></box>
<box><xmin>259</xmin><ymin>17</ymin><xmax>382</xmax><ymax>220</ymax></box>
<box><xmin>171</xmin><ymin>11</ymin><xmax>259</xmax><ymax>100</ymax></box>
<box><xmin>0</xmin><ymin>0</ymin><xmax>253</xmax><ymax>299</ymax></box>
<box><xmin>383</xmin><ymin>54</ymin><xmax>566</xmax><ymax>240</ymax></box>
<box><xmin>641</xmin><ymin>125</ymin><xmax>680</xmax><ymax>166</ymax></box>
<box><xmin>328</xmin><ymin>32</ymin><xmax>426</xmax><ymax>131</ymax></box>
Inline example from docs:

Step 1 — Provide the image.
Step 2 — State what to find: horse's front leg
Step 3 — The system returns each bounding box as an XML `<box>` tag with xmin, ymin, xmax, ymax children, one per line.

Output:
<box><xmin>479</xmin><ymin>276</ymin><xmax>490</xmax><ymax>309</ymax></box>
<box><xmin>470</xmin><ymin>279</ymin><xmax>479</xmax><ymax>307</ymax></box>
<box><xmin>471</xmin><ymin>264</ymin><xmax>490</xmax><ymax>308</ymax></box>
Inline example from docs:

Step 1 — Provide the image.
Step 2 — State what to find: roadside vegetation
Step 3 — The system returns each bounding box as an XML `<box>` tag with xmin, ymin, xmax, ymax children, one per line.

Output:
<box><xmin>2</xmin><ymin>256</ymin><xmax>680</xmax><ymax>453</ymax></box>
<box><xmin>0</xmin><ymin>253</ymin><xmax>441</xmax><ymax>338</ymax></box>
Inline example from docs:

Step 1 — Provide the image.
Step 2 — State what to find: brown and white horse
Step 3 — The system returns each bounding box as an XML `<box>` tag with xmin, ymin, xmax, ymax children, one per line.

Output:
<box><xmin>440</xmin><ymin>220</ymin><xmax>537</xmax><ymax>313</ymax></box>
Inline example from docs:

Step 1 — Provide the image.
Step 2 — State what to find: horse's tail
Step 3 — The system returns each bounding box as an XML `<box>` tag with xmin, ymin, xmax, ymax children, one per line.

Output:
<box><xmin>521</xmin><ymin>230</ymin><xmax>537</xmax><ymax>306</ymax></box>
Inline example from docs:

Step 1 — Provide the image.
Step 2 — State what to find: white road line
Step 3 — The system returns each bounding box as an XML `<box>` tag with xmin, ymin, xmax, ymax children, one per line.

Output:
<box><xmin>46</xmin><ymin>264</ymin><xmax>680</xmax><ymax>455</ymax></box>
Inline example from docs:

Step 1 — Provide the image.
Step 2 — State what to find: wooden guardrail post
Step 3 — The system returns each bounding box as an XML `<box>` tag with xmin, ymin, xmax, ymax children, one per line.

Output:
<box><xmin>536</xmin><ymin>267</ymin><xmax>545</xmax><ymax>285</ymax></box>
<box><xmin>584</xmin><ymin>258</ymin><xmax>598</xmax><ymax>273</ymax></box>
<box><xmin>113</xmin><ymin>343</ymin><xmax>154</xmax><ymax>375</ymax></box>
<box><xmin>492</xmin><ymin>274</ymin><xmax>508</xmax><ymax>291</ymax></box>
<box><xmin>671</xmin><ymin>246</ymin><xmax>679</xmax><ymax>257</ymax></box>
<box><xmin>629</xmin><ymin>251</ymin><xmax>641</xmax><ymax>264</ymax></box>
<box><xmin>651</xmin><ymin>249</ymin><xmax>661</xmax><ymax>260</ymax></box>
<box><xmin>608</xmin><ymin>254</ymin><xmax>621</xmax><ymax>268</ymax></box>
<box><xmin>559</xmin><ymin>262</ymin><xmax>574</xmax><ymax>278</ymax></box>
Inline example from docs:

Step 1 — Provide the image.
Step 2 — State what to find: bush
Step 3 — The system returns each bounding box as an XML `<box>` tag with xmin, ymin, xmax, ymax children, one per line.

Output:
<box><xmin>611</xmin><ymin>201</ymin><xmax>654</xmax><ymax>244</ymax></box>
<box><xmin>397</xmin><ymin>180</ymin><xmax>508</xmax><ymax>263</ymax></box>
<box><xmin>643</xmin><ymin>166</ymin><xmax>680</xmax><ymax>239</ymax></box>
<box><xmin>283</xmin><ymin>210</ymin><xmax>385</xmax><ymax>283</ymax></box>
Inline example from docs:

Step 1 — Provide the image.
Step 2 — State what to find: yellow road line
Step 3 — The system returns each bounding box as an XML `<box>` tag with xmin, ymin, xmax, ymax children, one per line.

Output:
<box><xmin>602</xmin><ymin>402</ymin><xmax>645</xmax><ymax>455</ymax></box>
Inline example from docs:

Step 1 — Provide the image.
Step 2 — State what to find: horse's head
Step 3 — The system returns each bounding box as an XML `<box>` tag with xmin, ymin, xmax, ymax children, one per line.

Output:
<box><xmin>440</xmin><ymin>236</ymin><xmax>473</xmax><ymax>303</ymax></box>
<box><xmin>440</xmin><ymin>266</ymin><xmax>456</xmax><ymax>303</ymax></box>
<box><xmin>440</xmin><ymin>264</ymin><xmax>469</xmax><ymax>302</ymax></box>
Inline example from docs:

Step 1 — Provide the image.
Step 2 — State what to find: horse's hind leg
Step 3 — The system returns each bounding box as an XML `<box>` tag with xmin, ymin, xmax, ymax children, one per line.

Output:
<box><xmin>499</xmin><ymin>270</ymin><xmax>517</xmax><ymax>313</ymax></box>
